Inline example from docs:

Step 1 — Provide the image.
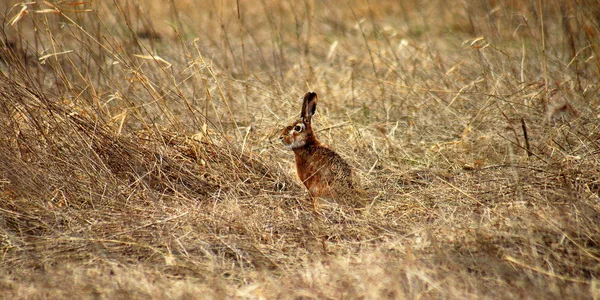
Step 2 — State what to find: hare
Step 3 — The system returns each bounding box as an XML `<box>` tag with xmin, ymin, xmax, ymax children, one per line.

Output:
<box><xmin>280</xmin><ymin>92</ymin><xmax>361</xmax><ymax>209</ymax></box>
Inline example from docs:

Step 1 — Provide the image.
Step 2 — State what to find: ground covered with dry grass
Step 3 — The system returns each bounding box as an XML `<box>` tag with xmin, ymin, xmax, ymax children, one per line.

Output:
<box><xmin>0</xmin><ymin>0</ymin><xmax>599</xmax><ymax>298</ymax></box>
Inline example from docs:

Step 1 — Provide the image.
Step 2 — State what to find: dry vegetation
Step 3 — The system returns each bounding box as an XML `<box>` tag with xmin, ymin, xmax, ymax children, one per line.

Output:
<box><xmin>0</xmin><ymin>0</ymin><xmax>599</xmax><ymax>298</ymax></box>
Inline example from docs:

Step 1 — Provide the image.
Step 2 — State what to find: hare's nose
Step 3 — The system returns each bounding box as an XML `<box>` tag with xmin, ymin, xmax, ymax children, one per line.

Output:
<box><xmin>278</xmin><ymin>136</ymin><xmax>284</xmax><ymax>142</ymax></box>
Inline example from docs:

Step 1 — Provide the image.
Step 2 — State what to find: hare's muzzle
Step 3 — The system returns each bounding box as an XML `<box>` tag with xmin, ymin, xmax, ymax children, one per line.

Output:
<box><xmin>279</xmin><ymin>134</ymin><xmax>293</xmax><ymax>149</ymax></box>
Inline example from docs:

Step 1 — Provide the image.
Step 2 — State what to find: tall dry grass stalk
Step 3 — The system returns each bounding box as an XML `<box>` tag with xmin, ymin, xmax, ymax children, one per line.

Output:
<box><xmin>0</xmin><ymin>0</ymin><xmax>599</xmax><ymax>298</ymax></box>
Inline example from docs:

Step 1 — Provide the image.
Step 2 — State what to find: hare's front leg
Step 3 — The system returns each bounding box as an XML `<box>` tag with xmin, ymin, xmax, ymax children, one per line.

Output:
<box><xmin>310</xmin><ymin>195</ymin><xmax>321</xmax><ymax>215</ymax></box>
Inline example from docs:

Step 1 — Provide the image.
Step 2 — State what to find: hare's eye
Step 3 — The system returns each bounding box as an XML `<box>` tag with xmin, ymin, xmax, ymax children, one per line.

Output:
<box><xmin>293</xmin><ymin>125</ymin><xmax>303</xmax><ymax>132</ymax></box>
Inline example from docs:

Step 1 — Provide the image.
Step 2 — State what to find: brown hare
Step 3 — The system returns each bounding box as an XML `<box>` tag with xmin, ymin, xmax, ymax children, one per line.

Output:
<box><xmin>280</xmin><ymin>92</ymin><xmax>361</xmax><ymax>209</ymax></box>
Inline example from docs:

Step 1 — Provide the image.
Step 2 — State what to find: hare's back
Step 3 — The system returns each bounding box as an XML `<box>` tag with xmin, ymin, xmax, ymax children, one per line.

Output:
<box><xmin>305</xmin><ymin>146</ymin><xmax>353</xmax><ymax>187</ymax></box>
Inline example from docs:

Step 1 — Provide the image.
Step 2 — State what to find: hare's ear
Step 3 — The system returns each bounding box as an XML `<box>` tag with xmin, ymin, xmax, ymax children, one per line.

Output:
<box><xmin>301</xmin><ymin>92</ymin><xmax>318</xmax><ymax>122</ymax></box>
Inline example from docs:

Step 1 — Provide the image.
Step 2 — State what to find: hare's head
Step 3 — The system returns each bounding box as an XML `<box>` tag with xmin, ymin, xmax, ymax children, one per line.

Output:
<box><xmin>280</xmin><ymin>92</ymin><xmax>318</xmax><ymax>150</ymax></box>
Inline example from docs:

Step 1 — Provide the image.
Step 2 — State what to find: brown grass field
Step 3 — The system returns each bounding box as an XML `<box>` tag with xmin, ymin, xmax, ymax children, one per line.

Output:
<box><xmin>1</xmin><ymin>0</ymin><xmax>599</xmax><ymax>298</ymax></box>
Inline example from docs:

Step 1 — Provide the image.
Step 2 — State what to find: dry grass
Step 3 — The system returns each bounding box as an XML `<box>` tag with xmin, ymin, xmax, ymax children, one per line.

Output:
<box><xmin>0</xmin><ymin>0</ymin><xmax>599</xmax><ymax>298</ymax></box>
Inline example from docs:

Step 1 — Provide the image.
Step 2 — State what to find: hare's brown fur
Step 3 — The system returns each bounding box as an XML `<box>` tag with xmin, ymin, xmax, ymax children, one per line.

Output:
<box><xmin>280</xmin><ymin>92</ymin><xmax>358</xmax><ymax>207</ymax></box>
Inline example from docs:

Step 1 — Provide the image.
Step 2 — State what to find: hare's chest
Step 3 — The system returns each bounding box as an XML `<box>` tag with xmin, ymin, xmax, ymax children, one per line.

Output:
<box><xmin>294</xmin><ymin>151</ymin><xmax>336</xmax><ymax>197</ymax></box>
